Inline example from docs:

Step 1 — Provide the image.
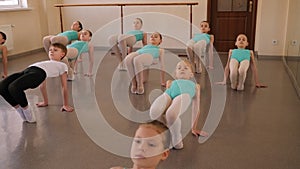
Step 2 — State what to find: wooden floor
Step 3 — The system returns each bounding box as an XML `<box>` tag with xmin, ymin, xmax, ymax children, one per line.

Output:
<box><xmin>0</xmin><ymin>49</ymin><xmax>300</xmax><ymax>169</ymax></box>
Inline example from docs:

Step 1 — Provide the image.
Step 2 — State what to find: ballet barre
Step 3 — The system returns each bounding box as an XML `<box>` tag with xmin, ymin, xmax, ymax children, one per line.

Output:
<box><xmin>54</xmin><ymin>2</ymin><xmax>199</xmax><ymax>38</ymax></box>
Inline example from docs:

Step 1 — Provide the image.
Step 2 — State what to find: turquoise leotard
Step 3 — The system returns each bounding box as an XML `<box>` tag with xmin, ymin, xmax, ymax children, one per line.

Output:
<box><xmin>231</xmin><ymin>49</ymin><xmax>251</xmax><ymax>63</ymax></box>
<box><xmin>57</xmin><ymin>30</ymin><xmax>78</xmax><ymax>42</ymax></box>
<box><xmin>165</xmin><ymin>79</ymin><xmax>196</xmax><ymax>99</ymax></box>
<box><xmin>67</xmin><ymin>40</ymin><xmax>89</xmax><ymax>60</ymax></box>
<box><xmin>136</xmin><ymin>45</ymin><xmax>160</xmax><ymax>59</ymax></box>
<box><xmin>192</xmin><ymin>33</ymin><xmax>210</xmax><ymax>44</ymax></box>
<box><xmin>126</xmin><ymin>30</ymin><xmax>144</xmax><ymax>41</ymax></box>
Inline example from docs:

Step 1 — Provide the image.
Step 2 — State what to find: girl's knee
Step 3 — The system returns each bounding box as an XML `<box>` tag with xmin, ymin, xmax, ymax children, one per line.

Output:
<box><xmin>133</xmin><ymin>57</ymin><xmax>140</xmax><ymax>65</ymax></box>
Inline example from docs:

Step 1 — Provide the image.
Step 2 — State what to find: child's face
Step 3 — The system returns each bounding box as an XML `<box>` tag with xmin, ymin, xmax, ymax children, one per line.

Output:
<box><xmin>71</xmin><ymin>21</ymin><xmax>81</xmax><ymax>31</ymax></box>
<box><xmin>149</xmin><ymin>32</ymin><xmax>162</xmax><ymax>46</ymax></box>
<box><xmin>80</xmin><ymin>30</ymin><xmax>91</xmax><ymax>41</ymax></box>
<box><xmin>200</xmin><ymin>22</ymin><xmax>210</xmax><ymax>33</ymax></box>
<box><xmin>175</xmin><ymin>61</ymin><xmax>194</xmax><ymax>79</ymax></box>
<box><xmin>133</xmin><ymin>18</ymin><xmax>143</xmax><ymax>30</ymax></box>
<box><xmin>130</xmin><ymin>126</ymin><xmax>169</xmax><ymax>168</ymax></box>
<box><xmin>48</xmin><ymin>46</ymin><xmax>65</xmax><ymax>61</ymax></box>
<box><xmin>235</xmin><ymin>34</ymin><xmax>249</xmax><ymax>49</ymax></box>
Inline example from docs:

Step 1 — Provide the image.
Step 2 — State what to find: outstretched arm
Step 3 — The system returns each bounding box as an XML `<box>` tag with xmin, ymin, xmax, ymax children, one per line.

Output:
<box><xmin>60</xmin><ymin>72</ymin><xmax>74</xmax><ymax>112</ymax></box>
<box><xmin>208</xmin><ymin>35</ymin><xmax>214</xmax><ymax>69</ymax></box>
<box><xmin>191</xmin><ymin>84</ymin><xmax>208</xmax><ymax>137</ymax></box>
<box><xmin>142</xmin><ymin>33</ymin><xmax>147</xmax><ymax>46</ymax></box>
<box><xmin>85</xmin><ymin>43</ymin><xmax>94</xmax><ymax>76</ymax></box>
<box><xmin>36</xmin><ymin>80</ymin><xmax>49</xmax><ymax>107</ymax></box>
<box><xmin>166</xmin><ymin>80</ymin><xmax>173</xmax><ymax>89</ymax></box>
<box><xmin>216</xmin><ymin>50</ymin><xmax>232</xmax><ymax>85</ymax></box>
<box><xmin>159</xmin><ymin>49</ymin><xmax>166</xmax><ymax>86</ymax></box>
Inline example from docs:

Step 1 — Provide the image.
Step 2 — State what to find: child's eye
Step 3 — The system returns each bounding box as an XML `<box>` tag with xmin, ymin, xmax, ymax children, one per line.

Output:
<box><xmin>134</xmin><ymin>139</ymin><xmax>141</xmax><ymax>144</ymax></box>
<box><xmin>148</xmin><ymin>142</ymin><xmax>157</xmax><ymax>147</ymax></box>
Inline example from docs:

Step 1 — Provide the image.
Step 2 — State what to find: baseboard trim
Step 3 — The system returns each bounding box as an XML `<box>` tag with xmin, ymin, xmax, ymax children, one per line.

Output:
<box><xmin>7</xmin><ymin>48</ymin><xmax>45</xmax><ymax>60</ymax></box>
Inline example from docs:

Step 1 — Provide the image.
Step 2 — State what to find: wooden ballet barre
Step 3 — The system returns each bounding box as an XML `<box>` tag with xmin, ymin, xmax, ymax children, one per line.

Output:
<box><xmin>54</xmin><ymin>2</ymin><xmax>199</xmax><ymax>38</ymax></box>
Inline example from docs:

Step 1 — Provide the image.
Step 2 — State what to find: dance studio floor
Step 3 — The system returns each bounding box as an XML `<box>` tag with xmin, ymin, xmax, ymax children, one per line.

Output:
<box><xmin>1</xmin><ymin>49</ymin><xmax>300</xmax><ymax>169</ymax></box>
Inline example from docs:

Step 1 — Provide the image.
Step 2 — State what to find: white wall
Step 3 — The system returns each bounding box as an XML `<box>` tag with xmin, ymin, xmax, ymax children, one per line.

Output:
<box><xmin>285</xmin><ymin>0</ymin><xmax>300</xmax><ymax>57</ymax></box>
<box><xmin>0</xmin><ymin>0</ymin><xmax>62</xmax><ymax>56</ymax></box>
<box><xmin>255</xmin><ymin>0</ymin><xmax>289</xmax><ymax>56</ymax></box>
<box><xmin>60</xmin><ymin>0</ymin><xmax>207</xmax><ymax>49</ymax></box>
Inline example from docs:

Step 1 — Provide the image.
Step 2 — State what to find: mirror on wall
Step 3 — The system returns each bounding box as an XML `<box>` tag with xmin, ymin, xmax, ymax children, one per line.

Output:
<box><xmin>284</xmin><ymin>0</ymin><xmax>300</xmax><ymax>96</ymax></box>
<box><xmin>286</xmin><ymin>44</ymin><xmax>300</xmax><ymax>86</ymax></box>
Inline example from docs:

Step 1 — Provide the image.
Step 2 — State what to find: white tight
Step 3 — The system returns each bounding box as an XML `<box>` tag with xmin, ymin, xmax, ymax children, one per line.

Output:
<box><xmin>108</xmin><ymin>34</ymin><xmax>136</xmax><ymax>63</ymax></box>
<box><xmin>229</xmin><ymin>59</ymin><xmax>250</xmax><ymax>90</ymax></box>
<box><xmin>186</xmin><ymin>40</ymin><xmax>207</xmax><ymax>72</ymax></box>
<box><xmin>150</xmin><ymin>93</ymin><xmax>191</xmax><ymax>146</ymax></box>
<box><xmin>124</xmin><ymin>52</ymin><xmax>153</xmax><ymax>87</ymax></box>
<box><xmin>61</xmin><ymin>48</ymin><xmax>79</xmax><ymax>79</ymax></box>
<box><xmin>43</xmin><ymin>35</ymin><xmax>69</xmax><ymax>53</ymax></box>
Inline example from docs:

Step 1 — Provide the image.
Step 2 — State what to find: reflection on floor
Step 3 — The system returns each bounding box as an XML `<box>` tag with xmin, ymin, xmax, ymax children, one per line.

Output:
<box><xmin>0</xmin><ymin>49</ymin><xmax>300</xmax><ymax>169</ymax></box>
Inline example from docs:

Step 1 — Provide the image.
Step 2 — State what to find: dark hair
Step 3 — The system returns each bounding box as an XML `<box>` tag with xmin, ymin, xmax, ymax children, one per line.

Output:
<box><xmin>139</xmin><ymin>120</ymin><xmax>171</xmax><ymax>150</ymax></box>
<box><xmin>0</xmin><ymin>31</ymin><xmax>7</xmax><ymax>45</ymax></box>
<box><xmin>86</xmin><ymin>29</ymin><xmax>93</xmax><ymax>37</ymax></box>
<box><xmin>135</xmin><ymin>17</ymin><xmax>143</xmax><ymax>25</ymax></box>
<box><xmin>153</xmin><ymin>32</ymin><xmax>163</xmax><ymax>45</ymax></box>
<box><xmin>158</xmin><ymin>32</ymin><xmax>162</xmax><ymax>41</ymax></box>
<box><xmin>201</xmin><ymin>20</ymin><xmax>210</xmax><ymax>25</ymax></box>
<box><xmin>77</xmin><ymin>21</ymin><xmax>83</xmax><ymax>31</ymax></box>
<box><xmin>50</xmin><ymin>43</ymin><xmax>67</xmax><ymax>59</ymax></box>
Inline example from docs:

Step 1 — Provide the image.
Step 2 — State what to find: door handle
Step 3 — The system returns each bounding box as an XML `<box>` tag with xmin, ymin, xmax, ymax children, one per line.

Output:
<box><xmin>249</xmin><ymin>1</ymin><xmax>253</xmax><ymax>12</ymax></box>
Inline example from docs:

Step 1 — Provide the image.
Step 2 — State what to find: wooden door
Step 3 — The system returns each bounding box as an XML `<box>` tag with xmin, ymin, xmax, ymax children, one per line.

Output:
<box><xmin>208</xmin><ymin>0</ymin><xmax>257</xmax><ymax>52</ymax></box>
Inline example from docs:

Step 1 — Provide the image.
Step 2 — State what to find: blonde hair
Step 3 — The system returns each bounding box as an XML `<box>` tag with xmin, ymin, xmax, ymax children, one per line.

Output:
<box><xmin>177</xmin><ymin>59</ymin><xmax>194</xmax><ymax>74</ymax></box>
<box><xmin>139</xmin><ymin>120</ymin><xmax>171</xmax><ymax>149</ymax></box>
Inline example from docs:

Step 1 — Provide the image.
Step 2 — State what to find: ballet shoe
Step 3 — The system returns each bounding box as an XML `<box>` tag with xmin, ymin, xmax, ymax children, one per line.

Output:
<box><xmin>136</xmin><ymin>86</ymin><xmax>144</xmax><ymax>95</ymax></box>
<box><xmin>173</xmin><ymin>141</ymin><xmax>184</xmax><ymax>150</ymax></box>
<box><xmin>237</xmin><ymin>84</ymin><xmax>244</xmax><ymax>91</ymax></box>
<box><xmin>231</xmin><ymin>84</ymin><xmax>237</xmax><ymax>90</ymax></box>
<box><xmin>131</xmin><ymin>85</ymin><xmax>137</xmax><ymax>94</ymax></box>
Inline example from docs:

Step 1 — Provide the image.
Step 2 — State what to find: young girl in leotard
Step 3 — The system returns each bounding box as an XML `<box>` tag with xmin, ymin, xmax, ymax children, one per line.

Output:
<box><xmin>216</xmin><ymin>34</ymin><xmax>267</xmax><ymax>90</ymax></box>
<box><xmin>150</xmin><ymin>60</ymin><xmax>208</xmax><ymax>150</ymax></box>
<box><xmin>124</xmin><ymin>32</ymin><xmax>165</xmax><ymax>95</ymax></box>
<box><xmin>108</xmin><ymin>18</ymin><xmax>147</xmax><ymax>70</ymax></box>
<box><xmin>43</xmin><ymin>21</ymin><xmax>83</xmax><ymax>53</ymax></box>
<box><xmin>186</xmin><ymin>21</ymin><xmax>214</xmax><ymax>73</ymax></box>
<box><xmin>110</xmin><ymin>120</ymin><xmax>170</xmax><ymax>169</ymax></box>
<box><xmin>61</xmin><ymin>29</ymin><xmax>94</xmax><ymax>80</ymax></box>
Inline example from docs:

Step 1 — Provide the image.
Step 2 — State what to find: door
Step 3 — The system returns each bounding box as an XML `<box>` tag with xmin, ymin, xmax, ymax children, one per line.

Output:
<box><xmin>208</xmin><ymin>0</ymin><xmax>257</xmax><ymax>52</ymax></box>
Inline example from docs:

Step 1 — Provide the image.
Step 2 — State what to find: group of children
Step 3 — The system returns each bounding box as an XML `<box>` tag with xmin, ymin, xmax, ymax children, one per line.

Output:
<box><xmin>0</xmin><ymin>18</ymin><xmax>267</xmax><ymax>168</ymax></box>
<box><xmin>108</xmin><ymin>18</ymin><xmax>267</xmax><ymax>168</ymax></box>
